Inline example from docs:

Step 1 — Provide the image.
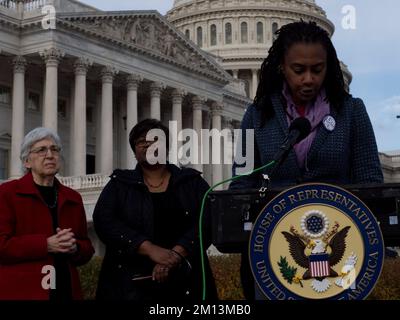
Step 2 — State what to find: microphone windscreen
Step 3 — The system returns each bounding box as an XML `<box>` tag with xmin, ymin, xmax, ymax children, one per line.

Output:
<box><xmin>289</xmin><ymin>117</ymin><xmax>311</xmax><ymax>143</ymax></box>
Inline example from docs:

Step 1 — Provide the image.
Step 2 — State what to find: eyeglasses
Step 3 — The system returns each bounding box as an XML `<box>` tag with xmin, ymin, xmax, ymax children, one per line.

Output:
<box><xmin>29</xmin><ymin>145</ymin><xmax>61</xmax><ymax>157</ymax></box>
<box><xmin>135</xmin><ymin>139</ymin><xmax>156</xmax><ymax>148</ymax></box>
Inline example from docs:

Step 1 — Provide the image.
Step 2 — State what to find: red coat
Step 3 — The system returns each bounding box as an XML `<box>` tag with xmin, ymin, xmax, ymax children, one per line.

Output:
<box><xmin>0</xmin><ymin>172</ymin><xmax>94</xmax><ymax>300</ymax></box>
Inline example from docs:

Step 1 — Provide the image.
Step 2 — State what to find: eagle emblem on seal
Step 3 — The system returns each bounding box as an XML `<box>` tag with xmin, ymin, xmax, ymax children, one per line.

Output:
<box><xmin>279</xmin><ymin>210</ymin><xmax>355</xmax><ymax>293</ymax></box>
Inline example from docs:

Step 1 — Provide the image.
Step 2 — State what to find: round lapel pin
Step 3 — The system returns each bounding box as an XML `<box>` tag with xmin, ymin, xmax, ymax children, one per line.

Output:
<box><xmin>323</xmin><ymin>115</ymin><xmax>336</xmax><ymax>132</ymax></box>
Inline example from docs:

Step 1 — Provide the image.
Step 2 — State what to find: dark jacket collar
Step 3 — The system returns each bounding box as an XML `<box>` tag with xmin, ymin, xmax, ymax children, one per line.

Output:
<box><xmin>110</xmin><ymin>163</ymin><xmax>202</xmax><ymax>187</ymax></box>
<box><xmin>15</xmin><ymin>172</ymin><xmax>81</xmax><ymax>206</ymax></box>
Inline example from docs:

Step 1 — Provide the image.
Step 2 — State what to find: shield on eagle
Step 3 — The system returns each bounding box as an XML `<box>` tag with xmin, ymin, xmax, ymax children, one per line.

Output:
<box><xmin>309</xmin><ymin>254</ymin><xmax>330</xmax><ymax>278</ymax></box>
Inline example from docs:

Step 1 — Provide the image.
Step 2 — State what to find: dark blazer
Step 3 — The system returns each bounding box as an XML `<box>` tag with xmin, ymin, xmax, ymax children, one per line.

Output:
<box><xmin>231</xmin><ymin>93</ymin><xmax>383</xmax><ymax>189</ymax></box>
<box><xmin>0</xmin><ymin>172</ymin><xmax>94</xmax><ymax>300</ymax></box>
<box><xmin>93</xmin><ymin>164</ymin><xmax>217</xmax><ymax>301</ymax></box>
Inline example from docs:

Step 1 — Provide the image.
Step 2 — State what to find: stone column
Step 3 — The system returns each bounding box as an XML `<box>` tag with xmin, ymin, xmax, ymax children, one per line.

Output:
<box><xmin>232</xmin><ymin>69</ymin><xmax>239</xmax><ymax>79</ymax></box>
<box><xmin>202</xmin><ymin>109</ymin><xmax>212</xmax><ymax>185</ymax></box>
<box><xmin>222</xmin><ymin>117</ymin><xmax>234</xmax><ymax>189</ymax></box>
<box><xmin>171</xmin><ymin>89</ymin><xmax>186</xmax><ymax>153</ymax></box>
<box><xmin>150</xmin><ymin>81</ymin><xmax>165</xmax><ymax>120</ymax></box>
<box><xmin>40</xmin><ymin>48</ymin><xmax>64</xmax><ymax>132</ymax></box>
<box><xmin>95</xmin><ymin>85</ymin><xmax>102</xmax><ymax>173</ymax></box>
<box><xmin>168</xmin><ymin>89</ymin><xmax>187</xmax><ymax>166</ymax></box>
<box><xmin>100</xmin><ymin>66</ymin><xmax>118</xmax><ymax>175</ymax></box>
<box><xmin>126</xmin><ymin>74</ymin><xmax>142</xmax><ymax>169</ymax></box>
<box><xmin>192</xmin><ymin>96</ymin><xmax>205</xmax><ymax>173</ymax></box>
<box><xmin>69</xmin><ymin>77</ymin><xmax>75</xmax><ymax>176</ymax></box>
<box><xmin>71</xmin><ymin>58</ymin><xmax>92</xmax><ymax>176</ymax></box>
<box><xmin>211</xmin><ymin>102</ymin><xmax>223</xmax><ymax>189</ymax></box>
<box><xmin>252</xmin><ymin>69</ymin><xmax>259</xmax><ymax>98</ymax></box>
<box><xmin>42</xmin><ymin>69</ymin><xmax>46</xmax><ymax>114</ymax></box>
<box><xmin>10</xmin><ymin>56</ymin><xmax>27</xmax><ymax>179</ymax></box>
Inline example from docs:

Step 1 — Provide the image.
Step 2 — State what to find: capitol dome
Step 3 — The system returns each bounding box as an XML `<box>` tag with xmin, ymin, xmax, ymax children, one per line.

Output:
<box><xmin>167</xmin><ymin>0</ymin><xmax>349</xmax><ymax>98</ymax></box>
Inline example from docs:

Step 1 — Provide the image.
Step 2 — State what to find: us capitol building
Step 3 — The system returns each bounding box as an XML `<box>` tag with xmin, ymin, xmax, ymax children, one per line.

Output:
<box><xmin>167</xmin><ymin>0</ymin><xmax>352</xmax><ymax>97</ymax></box>
<box><xmin>0</xmin><ymin>0</ymin><xmax>397</xmax><ymax>254</ymax></box>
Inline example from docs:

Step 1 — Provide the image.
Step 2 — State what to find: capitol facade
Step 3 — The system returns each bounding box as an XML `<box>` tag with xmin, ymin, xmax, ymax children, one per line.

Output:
<box><xmin>0</xmin><ymin>0</ymin><xmax>253</xmax><ymax>254</ymax></box>
<box><xmin>0</xmin><ymin>0</ymin><xmax>371</xmax><ymax>255</ymax></box>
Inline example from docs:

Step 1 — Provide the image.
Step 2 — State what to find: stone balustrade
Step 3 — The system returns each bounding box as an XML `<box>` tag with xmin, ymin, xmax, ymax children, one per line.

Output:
<box><xmin>0</xmin><ymin>0</ymin><xmax>48</xmax><ymax>11</ymax></box>
<box><xmin>380</xmin><ymin>153</ymin><xmax>400</xmax><ymax>168</ymax></box>
<box><xmin>0</xmin><ymin>0</ymin><xmax>17</xmax><ymax>10</ymax></box>
<box><xmin>58</xmin><ymin>174</ymin><xmax>110</xmax><ymax>191</ymax></box>
<box><xmin>24</xmin><ymin>0</ymin><xmax>46</xmax><ymax>11</ymax></box>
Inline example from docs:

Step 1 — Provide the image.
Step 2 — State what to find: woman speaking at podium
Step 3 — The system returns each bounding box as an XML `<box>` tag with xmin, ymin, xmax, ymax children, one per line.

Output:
<box><xmin>230</xmin><ymin>21</ymin><xmax>383</xmax><ymax>299</ymax></box>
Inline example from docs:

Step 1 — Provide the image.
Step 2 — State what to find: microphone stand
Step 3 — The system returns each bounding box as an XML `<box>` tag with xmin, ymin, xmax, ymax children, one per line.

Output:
<box><xmin>258</xmin><ymin>117</ymin><xmax>311</xmax><ymax>193</ymax></box>
<box><xmin>258</xmin><ymin>140</ymin><xmax>293</xmax><ymax>196</ymax></box>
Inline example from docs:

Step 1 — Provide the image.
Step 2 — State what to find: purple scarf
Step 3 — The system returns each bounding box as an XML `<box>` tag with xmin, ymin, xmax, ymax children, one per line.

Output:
<box><xmin>282</xmin><ymin>82</ymin><xmax>330</xmax><ymax>169</ymax></box>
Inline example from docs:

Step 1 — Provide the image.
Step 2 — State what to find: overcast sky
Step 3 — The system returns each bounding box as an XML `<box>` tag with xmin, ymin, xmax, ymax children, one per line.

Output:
<box><xmin>83</xmin><ymin>0</ymin><xmax>400</xmax><ymax>152</ymax></box>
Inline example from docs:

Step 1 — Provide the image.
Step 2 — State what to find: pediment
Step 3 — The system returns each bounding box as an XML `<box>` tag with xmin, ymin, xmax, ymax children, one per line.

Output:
<box><xmin>58</xmin><ymin>12</ymin><xmax>229</xmax><ymax>82</ymax></box>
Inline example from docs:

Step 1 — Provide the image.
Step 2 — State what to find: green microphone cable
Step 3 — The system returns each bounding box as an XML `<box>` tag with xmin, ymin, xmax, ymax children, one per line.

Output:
<box><xmin>198</xmin><ymin>160</ymin><xmax>276</xmax><ymax>300</ymax></box>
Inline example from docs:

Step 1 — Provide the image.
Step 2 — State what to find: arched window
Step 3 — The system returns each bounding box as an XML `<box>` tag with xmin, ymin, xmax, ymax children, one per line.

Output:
<box><xmin>257</xmin><ymin>22</ymin><xmax>264</xmax><ymax>43</ymax></box>
<box><xmin>272</xmin><ymin>22</ymin><xmax>278</xmax><ymax>42</ymax></box>
<box><xmin>197</xmin><ymin>26</ymin><xmax>203</xmax><ymax>47</ymax></box>
<box><xmin>225</xmin><ymin>22</ymin><xmax>232</xmax><ymax>44</ymax></box>
<box><xmin>185</xmin><ymin>29</ymin><xmax>190</xmax><ymax>40</ymax></box>
<box><xmin>241</xmin><ymin>22</ymin><xmax>248</xmax><ymax>43</ymax></box>
<box><xmin>210</xmin><ymin>24</ymin><xmax>217</xmax><ymax>46</ymax></box>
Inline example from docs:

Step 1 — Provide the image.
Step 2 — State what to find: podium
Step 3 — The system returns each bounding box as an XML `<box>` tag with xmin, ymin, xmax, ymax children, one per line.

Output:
<box><xmin>209</xmin><ymin>183</ymin><xmax>400</xmax><ymax>253</ymax></box>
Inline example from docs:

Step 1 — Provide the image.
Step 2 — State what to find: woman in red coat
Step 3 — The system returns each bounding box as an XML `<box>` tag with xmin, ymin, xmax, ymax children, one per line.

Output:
<box><xmin>0</xmin><ymin>127</ymin><xmax>94</xmax><ymax>300</ymax></box>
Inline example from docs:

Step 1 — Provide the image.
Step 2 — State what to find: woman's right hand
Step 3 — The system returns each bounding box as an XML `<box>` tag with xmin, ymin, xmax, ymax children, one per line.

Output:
<box><xmin>138</xmin><ymin>241</ymin><xmax>181</xmax><ymax>268</ymax></box>
<box><xmin>152</xmin><ymin>263</ymin><xmax>170</xmax><ymax>283</ymax></box>
<box><xmin>47</xmin><ymin>228</ymin><xmax>77</xmax><ymax>254</ymax></box>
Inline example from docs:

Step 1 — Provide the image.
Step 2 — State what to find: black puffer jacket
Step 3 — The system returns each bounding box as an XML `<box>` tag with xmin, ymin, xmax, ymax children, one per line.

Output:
<box><xmin>93</xmin><ymin>164</ymin><xmax>217</xmax><ymax>301</ymax></box>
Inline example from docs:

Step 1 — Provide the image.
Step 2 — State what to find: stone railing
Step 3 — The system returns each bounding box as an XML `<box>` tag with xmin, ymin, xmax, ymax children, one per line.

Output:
<box><xmin>58</xmin><ymin>174</ymin><xmax>110</xmax><ymax>191</ymax></box>
<box><xmin>0</xmin><ymin>0</ymin><xmax>48</xmax><ymax>11</ymax></box>
<box><xmin>24</xmin><ymin>0</ymin><xmax>47</xmax><ymax>11</ymax></box>
<box><xmin>380</xmin><ymin>152</ymin><xmax>400</xmax><ymax>168</ymax></box>
<box><xmin>174</xmin><ymin>0</ymin><xmax>192</xmax><ymax>7</ymax></box>
<box><xmin>0</xmin><ymin>0</ymin><xmax>17</xmax><ymax>10</ymax></box>
<box><xmin>170</xmin><ymin>0</ymin><xmax>326</xmax><ymax>16</ymax></box>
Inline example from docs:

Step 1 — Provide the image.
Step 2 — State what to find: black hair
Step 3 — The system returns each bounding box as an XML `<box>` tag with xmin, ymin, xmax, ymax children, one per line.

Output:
<box><xmin>254</xmin><ymin>20</ymin><xmax>349</xmax><ymax>125</ymax></box>
<box><xmin>129</xmin><ymin>118</ymin><xmax>169</xmax><ymax>153</ymax></box>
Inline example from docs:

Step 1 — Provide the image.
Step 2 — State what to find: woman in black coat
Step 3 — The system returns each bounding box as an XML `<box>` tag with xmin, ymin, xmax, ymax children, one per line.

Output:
<box><xmin>93</xmin><ymin>119</ymin><xmax>217</xmax><ymax>301</ymax></box>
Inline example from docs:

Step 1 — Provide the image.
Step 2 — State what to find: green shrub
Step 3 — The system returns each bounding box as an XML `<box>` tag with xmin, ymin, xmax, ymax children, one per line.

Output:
<box><xmin>367</xmin><ymin>258</ymin><xmax>400</xmax><ymax>300</ymax></box>
<box><xmin>209</xmin><ymin>254</ymin><xmax>244</xmax><ymax>300</ymax></box>
<box><xmin>78</xmin><ymin>255</ymin><xmax>400</xmax><ymax>300</ymax></box>
<box><xmin>78</xmin><ymin>256</ymin><xmax>102</xmax><ymax>300</ymax></box>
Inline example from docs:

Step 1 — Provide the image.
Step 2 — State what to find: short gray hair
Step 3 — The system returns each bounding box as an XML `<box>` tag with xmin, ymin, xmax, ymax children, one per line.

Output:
<box><xmin>20</xmin><ymin>127</ymin><xmax>63</xmax><ymax>173</ymax></box>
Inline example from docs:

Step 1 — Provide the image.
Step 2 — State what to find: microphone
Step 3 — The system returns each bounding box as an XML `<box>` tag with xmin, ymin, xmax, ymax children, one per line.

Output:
<box><xmin>272</xmin><ymin>117</ymin><xmax>311</xmax><ymax>167</ymax></box>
